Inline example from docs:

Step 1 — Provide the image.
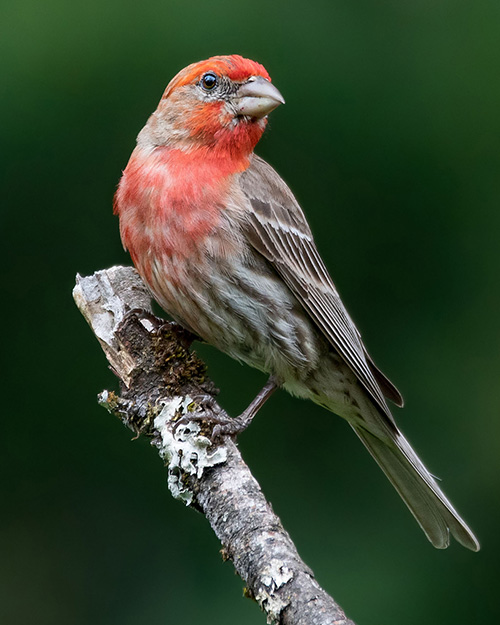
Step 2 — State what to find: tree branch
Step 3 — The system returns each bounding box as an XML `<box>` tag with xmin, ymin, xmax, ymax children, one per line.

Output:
<box><xmin>73</xmin><ymin>265</ymin><xmax>356</xmax><ymax>625</ymax></box>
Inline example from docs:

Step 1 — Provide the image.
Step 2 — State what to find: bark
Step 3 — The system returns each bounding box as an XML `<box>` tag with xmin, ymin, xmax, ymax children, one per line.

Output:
<box><xmin>73</xmin><ymin>265</ymin><xmax>356</xmax><ymax>625</ymax></box>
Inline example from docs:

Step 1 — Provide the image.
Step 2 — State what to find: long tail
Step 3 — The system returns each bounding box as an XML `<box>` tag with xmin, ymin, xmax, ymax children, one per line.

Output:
<box><xmin>350</xmin><ymin>421</ymin><xmax>479</xmax><ymax>550</ymax></box>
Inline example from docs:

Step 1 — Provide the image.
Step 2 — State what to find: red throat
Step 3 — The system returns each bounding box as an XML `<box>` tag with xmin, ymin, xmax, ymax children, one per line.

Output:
<box><xmin>186</xmin><ymin>101</ymin><xmax>267</xmax><ymax>157</ymax></box>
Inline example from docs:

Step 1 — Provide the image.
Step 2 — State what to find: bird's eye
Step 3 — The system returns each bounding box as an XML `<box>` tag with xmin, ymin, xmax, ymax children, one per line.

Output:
<box><xmin>201</xmin><ymin>72</ymin><xmax>218</xmax><ymax>91</ymax></box>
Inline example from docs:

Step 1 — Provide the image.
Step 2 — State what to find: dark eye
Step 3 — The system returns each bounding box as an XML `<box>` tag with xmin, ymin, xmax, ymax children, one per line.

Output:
<box><xmin>201</xmin><ymin>72</ymin><xmax>218</xmax><ymax>91</ymax></box>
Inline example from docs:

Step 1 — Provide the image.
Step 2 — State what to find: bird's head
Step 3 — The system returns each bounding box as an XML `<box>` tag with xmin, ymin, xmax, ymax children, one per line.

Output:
<box><xmin>137</xmin><ymin>55</ymin><xmax>284</xmax><ymax>158</ymax></box>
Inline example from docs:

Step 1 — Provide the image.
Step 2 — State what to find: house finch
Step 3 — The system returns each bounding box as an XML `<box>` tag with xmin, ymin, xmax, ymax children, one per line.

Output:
<box><xmin>114</xmin><ymin>55</ymin><xmax>479</xmax><ymax>551</ymax></box>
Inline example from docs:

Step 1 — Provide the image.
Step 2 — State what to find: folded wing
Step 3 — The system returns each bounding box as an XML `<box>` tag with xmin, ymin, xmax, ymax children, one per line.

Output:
<box><xmin>239</xmin><ymin>154</ymin><xmax>403</xmax><ymax>419</ymax></box>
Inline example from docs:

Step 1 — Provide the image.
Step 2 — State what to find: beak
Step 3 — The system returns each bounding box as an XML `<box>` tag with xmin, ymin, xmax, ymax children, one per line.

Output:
<box><xmin>233</xmin><ymin>76</ymin><xmax>285</xmax><ymax>119</ymax></box>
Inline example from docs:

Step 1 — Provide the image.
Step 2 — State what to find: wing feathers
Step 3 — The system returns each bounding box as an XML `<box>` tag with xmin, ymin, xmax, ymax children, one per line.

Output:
<box><xmin>240</xmin><ymin>154</ymin><xmax>403</xmax><ymax>416</ymax></box>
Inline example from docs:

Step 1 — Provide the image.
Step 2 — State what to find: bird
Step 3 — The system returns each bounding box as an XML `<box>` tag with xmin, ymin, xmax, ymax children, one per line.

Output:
<box><xmin>114</xmin><ymin>54</ymin><xmax>479</xmax><ymax>551</ymax></box>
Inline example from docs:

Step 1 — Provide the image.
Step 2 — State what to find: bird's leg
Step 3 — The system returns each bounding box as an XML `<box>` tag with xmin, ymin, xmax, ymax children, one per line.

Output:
<box><xmin>173</xmin><ymin>375</ymin><xmax>280</xmax><ymax>439</ymax></box>
<box><xmin>213</xmin><ymin>374</ymin><xmax>280</xmax><ymax>438</ymax></box>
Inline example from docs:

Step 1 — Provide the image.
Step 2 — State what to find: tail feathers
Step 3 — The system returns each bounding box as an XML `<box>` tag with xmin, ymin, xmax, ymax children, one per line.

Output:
<box><xmin>351</xmin><ymin>423</ymin><xmax>480</xmax><ymax>551</ymax></box>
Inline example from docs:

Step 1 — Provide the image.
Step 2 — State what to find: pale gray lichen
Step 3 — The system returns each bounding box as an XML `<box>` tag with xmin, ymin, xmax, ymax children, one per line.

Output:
<box><xmin>73</xmin><ymin>271</ymin><xmax>126</xmax><ymax>343</ymax></box>
<box><xmin>255</xmin><ymin>559</ymin><xmax>294</xmax><ymax>624</ymax></box>
<box><xmin>154</xmin><ymin>397</ymin><xmax>227</xmax><ymax>505</ymax></box>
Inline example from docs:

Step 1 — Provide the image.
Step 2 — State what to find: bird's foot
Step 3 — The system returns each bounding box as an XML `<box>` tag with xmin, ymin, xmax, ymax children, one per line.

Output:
<box><xmin>172</xmin><ymin>402</ymin><xmax>254</xmax><ymax>439</ymax></box>
<box><xmin>119</xmin><ymin>307</ymin><xmax>165</xmax><ymax>332</ymax></box>
<box><xmin>172</xmin><ymin>394</ymin><xmax>234</xmax><ymax>438</ymax></box>
<box><xmin>118</xmin><ymin>308</ymin><xmax>201</xmax><ymax>346</ymax></box>
<box><xmin>173</xmin><ymin>375</ymin><xmax>280</xmax><ymax>440</ymax></box>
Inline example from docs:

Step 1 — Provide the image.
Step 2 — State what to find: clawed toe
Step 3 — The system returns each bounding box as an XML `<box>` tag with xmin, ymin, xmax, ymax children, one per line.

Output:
<box><xmin>171</xmin><ymin>402</ymin><xmax>245</xmax><ymax>441</ymax></box>
<box><xmin>119</xmin><ymin>307</ymin><xmax>165</xmax><ymax>331</ymax></box>
<box><xmin>170</xmin><ymin>375</ymin><xmax>280</xmax><ymax>440</ymax></box>
<box><xmin>171</xmin><ymin>395</ymin><xmax>230</xmax><ymax>436</ymax></box>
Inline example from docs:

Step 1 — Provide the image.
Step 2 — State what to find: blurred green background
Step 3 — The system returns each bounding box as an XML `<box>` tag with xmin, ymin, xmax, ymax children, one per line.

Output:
<box><xmin>2</xmin><ymin>0</ymin><xmax>499</xmax><ymax>623</ymax></box>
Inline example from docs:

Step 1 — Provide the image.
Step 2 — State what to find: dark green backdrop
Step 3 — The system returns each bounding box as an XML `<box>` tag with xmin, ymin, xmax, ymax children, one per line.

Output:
<box><xmin>2</xmin><ymin>1</ymin><xmax>499</xmax><ymax>623</ymax></box>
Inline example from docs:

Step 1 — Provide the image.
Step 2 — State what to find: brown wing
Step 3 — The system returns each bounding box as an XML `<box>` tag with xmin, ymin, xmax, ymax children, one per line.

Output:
<box><xmin>239</xmin><ymin>154</ymin><xmax>403</xmax><ymax>418</ymax></box>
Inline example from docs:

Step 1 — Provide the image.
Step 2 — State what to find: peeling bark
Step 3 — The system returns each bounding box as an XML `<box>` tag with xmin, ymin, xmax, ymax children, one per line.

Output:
<box><xmin>73</xmin><ymin>265</ymin><xmax>356</xmax><ymax>625</ymax></box>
